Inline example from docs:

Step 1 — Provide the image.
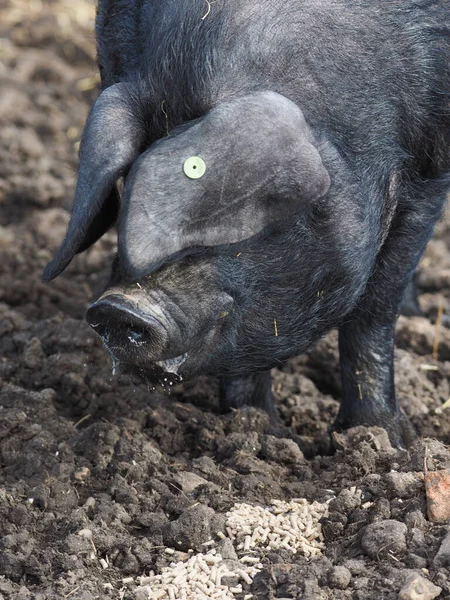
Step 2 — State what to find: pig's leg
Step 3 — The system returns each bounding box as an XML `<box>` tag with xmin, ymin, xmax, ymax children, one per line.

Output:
<box><xmin>335</xmin><ymin>193</ymin><xmax>445</xmax><ymax>447</ymax></box>
<box><xmin>219</xmin><ymin>371</ymin><xmax>276</xmax><ymax>416</ymax></box>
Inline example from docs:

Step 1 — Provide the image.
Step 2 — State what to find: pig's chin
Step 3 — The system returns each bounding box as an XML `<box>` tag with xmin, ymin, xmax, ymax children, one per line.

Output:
<box><xmin>104</xmin><ymin>323</ymin><xmax>223</xmax><ymax>387</ymax></box>
<box><xmin>155</xmin><ymin>352</ymin><xmax>189</xmax><ymax>376</ymax></box>
<box><xmin>134</xmin><ymin>352</ymin><xmax>190</xmax><ymax>386</ymax></box>
<box><xmin>150</xmin><ymin>325</ymin><xmax>224</xmax><ymax>383</ymax></box>
<box><xmin>103</xmin><ymin>347</ymin><xmax>189</xmax><ymax>386</ymax></box>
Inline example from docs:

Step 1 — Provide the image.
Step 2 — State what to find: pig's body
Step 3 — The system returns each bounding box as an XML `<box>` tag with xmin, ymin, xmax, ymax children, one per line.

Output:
<box><xmin>44</xmin><ymin>0</ymin><xmax>450</xmax><ymax>446</ymax></box>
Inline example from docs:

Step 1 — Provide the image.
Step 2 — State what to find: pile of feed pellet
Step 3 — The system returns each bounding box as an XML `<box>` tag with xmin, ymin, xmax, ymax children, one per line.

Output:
<box><xmin>226</xmin><ymin>499</ymin><xmax>329</xmax><ymax>557</ymax></box>
<box><xmin>133</xmin><ymin>498</ymin><xmax>329</xmax><ymax>599</ymax></box>
<box><xmin>134</xmin><ymin>550</ymin><xmax>259</xmax><ymax>600</ymax></box>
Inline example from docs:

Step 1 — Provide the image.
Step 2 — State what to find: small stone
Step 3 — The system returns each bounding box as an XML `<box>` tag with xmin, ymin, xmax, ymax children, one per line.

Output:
<box><xmin>386</xmin><ymin>472</ymin><xmax>423</xmax><ymax>499</ymax></box>
<box><xmin>433</xmin><ymin>530</ymin><xmax>450</xmax><ymax>568</ymax></box>
<box><xmin>425</xmin><ymin>469</ymin><xmax>450</xmax><ymax>522</ymax></box>
<box><xmin>175</xmin><ymin>472</ymin><xmax>209</xmax><ymax>493</ymax></box>
<box><xmin>74</xmin><ymin>467</ymin><xmax>90</xmax><ymax>481</ymax></box>
<box><xmin>77</xmin><ymin>528</ymin><xmax>93</xmax><ymax>539</ymax></box>
<box><xmin>328</xmin><ymin>566</ymin><xmax>351</xmax><ymax>590</ymax></box>
<box><xmin>141</xmin><ymin>441</ymin><xmax>163</xmax><ymax>466</ymax></box>
<box><xmin>192</xmin><ymin>456</ymin><xmax>219</xmax><ymax>476</ymax></box>
<box><xmin>361</xmin><ymin>520</ymin><xmax>407</xmax><ymax>559</ymax></box>
<box><xmin>216</xmin><ymin>538</ymin><xmax>238</xmax><ymax>561</ymax></box>
<box><xmin>17</xmin><ymin>586</ymin><xmax>32</xmax><ymax>600</ymax></box>
<box><xmin>398</xmin><ymin>573</ymin><xmax>441</xmax><ymax>600</ymax></box>
<box><xmin>135</xmin><ymin>587</ymin><xmax>151</xmax><ymax>600</ymax></box>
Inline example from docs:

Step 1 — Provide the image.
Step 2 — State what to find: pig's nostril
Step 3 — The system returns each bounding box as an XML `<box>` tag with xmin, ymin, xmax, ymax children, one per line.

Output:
<box><xmin>128</xmin><ymin>328</ymin><xmax>145</xmax><ymax>342</ymax></box>
<box><xmin>123</xmin><ymin>323</ymin><xmax>152</xmax><ymax>345</ymax></box>
<box><xmin>86</xmin><ymin>296</ymin><xmax>168</xmax><ymax>357</ymax></box>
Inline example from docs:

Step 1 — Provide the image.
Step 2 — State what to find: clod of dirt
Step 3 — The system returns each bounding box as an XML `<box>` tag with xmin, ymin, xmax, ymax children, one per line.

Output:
<box><xmin>225</xmin><ymin>407</ymin><xmax>270</xmax><ymax>434</ymax></box>
<box><xmin>321</xmin><ymin>488</ymin><xmax>363</xmax><ymax>543</ymax></box>
<box><xmin>404</xmin><ymin>510</ymin><xmax>428</xmax><ymax>531</ymax></box>
<box><xmin>360</xmin><ymin>520</ymin><xmax>407</xmax><ymax>559</ymax></box>
<box><xmin>425</xmin><ymin>469</ymin><xmax>450</xmax><ymax>522</ymax></box>
<box><xmin>252</xmin><ymin>559</ymin><xmax>333</xmax><ymax>600</ymax></box>
<box><xmin>162</xmin><ymin>504</ymin><xmax>221</xmax><ymax>552</ymax></box>
<box><xmin>218</xmin><ymin>431</ymin><xmax>261</xmax><ymax>459</ymax></box>
<box><xmin>398</xmin><ymin>573</ymin><xmax>442</xmax><ymax>600</ymax></box>
<box><xmin>327</xmin><ymin>565</ymin><xmax>351</xmax><ymax>590</ymax></box>
<box><xmin>410</xmin><ymin>439</ymin><xmax>450</xmax><ymax>472</ymax></box>
<box><xmin>385</xmin><ymin>471</ymin><xmax>424</xmax><ymax>499</ymax></box>
<box><xmin>260</xmin><ymin>435</ymin><xmax>305</xmax><ymax>464</ymax></box>
<box><xmin>433</xmin><ymin>530</ymin><xmax>450</xmax><ymax>568</ymax></box>
<box><xmin>332</xmin><ymin>425</ymin><xmax>394</xmax><ymax>453</ymax></box>
<box><xmin>23</xmin><ymin>337</ymin><xmax>45</xmax><ymax>370</ymax></box>
<box><xmin>328</xmin><ymin>488</ymin><xmax>362</xmax><ymax>514</ymax></box>
<box><xmin>341</xmin><ymin>559</ymin><xmax>366</xmax><ymax>575</ymax></box>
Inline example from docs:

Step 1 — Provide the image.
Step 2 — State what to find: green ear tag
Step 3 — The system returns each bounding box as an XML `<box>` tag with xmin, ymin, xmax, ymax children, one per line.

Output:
<box><xmin>183</xmin><ymin>156</ymin><xmax>206</xmax><ymax>179</ymax></box>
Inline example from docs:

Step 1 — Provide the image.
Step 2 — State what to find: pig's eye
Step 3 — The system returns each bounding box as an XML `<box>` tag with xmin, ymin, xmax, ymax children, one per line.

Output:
<box><xmin>183</xmin><ymin>156</ymin><xmax>206</xmax><ymax>179</ymax></box>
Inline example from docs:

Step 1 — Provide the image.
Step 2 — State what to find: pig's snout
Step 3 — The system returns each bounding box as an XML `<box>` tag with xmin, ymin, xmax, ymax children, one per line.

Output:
<box><xmin>86</xmin><ymin>282</ymin><xmax>234</xmax><ymax>380</ymax></box>
<box><xmin>86</xmin><ymin>295</ymin><xmax>169</xmax><ymax>361</ymax></box>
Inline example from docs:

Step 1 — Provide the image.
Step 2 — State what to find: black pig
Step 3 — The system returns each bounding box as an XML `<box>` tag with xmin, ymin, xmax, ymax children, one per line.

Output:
<box><xmin>43</xmin><ymin>0</ymin><xmax>450</xmax><ymax>447</ymax></box>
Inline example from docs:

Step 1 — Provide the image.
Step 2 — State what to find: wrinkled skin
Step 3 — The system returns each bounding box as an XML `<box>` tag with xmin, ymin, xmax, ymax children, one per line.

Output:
<box><xmin>43</xmin><ymin>0</ymin><xmax>450</xmax><ymax>447</ymax></box>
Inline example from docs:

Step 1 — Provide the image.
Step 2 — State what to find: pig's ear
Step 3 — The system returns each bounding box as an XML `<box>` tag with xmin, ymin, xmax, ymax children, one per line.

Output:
<box><xmin>42</xmin><ymin>83</ymin><xmax>145</xmax><ymax>283</ymax></box>
<box><xmin>120</xmin><ymin>91</ymin><xmax>331</xmax><ymax>277</ymax></box>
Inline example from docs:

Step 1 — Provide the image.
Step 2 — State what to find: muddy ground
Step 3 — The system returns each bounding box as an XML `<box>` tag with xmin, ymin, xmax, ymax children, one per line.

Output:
<box><xmin>1</xmin><ymin>2</ymin><xmax>450</xmax><ymax>599</ymax></box>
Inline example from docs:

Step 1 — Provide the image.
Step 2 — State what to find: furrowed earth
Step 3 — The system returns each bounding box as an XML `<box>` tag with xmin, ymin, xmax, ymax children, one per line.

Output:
<box><xmin>1</xmin><ymin>2</ymin><xmax>450</xmax><ymax>599</ymax></box>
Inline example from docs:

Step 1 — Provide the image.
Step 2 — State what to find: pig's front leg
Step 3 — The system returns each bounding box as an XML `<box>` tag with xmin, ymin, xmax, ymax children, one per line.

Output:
<box><xmin>335</xmin><ymin>190</ymin><xmax>446</xmax><ymax>447</ymax></box>
<box><xmin>219</xmin><ymin>371</ymin><xmax>276</xmax><ymax>416</ymax></box>
<box><xmin>337</xmin><ymin>315</ymin><xmax>416</xmax><ymax>448</ymax></box>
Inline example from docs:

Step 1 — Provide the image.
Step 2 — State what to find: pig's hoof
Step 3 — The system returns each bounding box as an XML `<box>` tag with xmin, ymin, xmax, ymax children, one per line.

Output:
<box><xmin>386</xmin><ymin>412</ymin><xmax>417</xmax><ymax>449</ymax></box>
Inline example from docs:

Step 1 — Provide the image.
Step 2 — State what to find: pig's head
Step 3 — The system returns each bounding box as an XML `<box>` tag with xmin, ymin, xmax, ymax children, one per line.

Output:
<box><xmin>43</xmin><ymin>84</ymin><xmax>358</xmax><ymax>384</ymax></box>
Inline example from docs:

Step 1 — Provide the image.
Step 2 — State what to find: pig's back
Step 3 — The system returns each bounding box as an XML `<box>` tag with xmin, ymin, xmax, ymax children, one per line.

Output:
<box><xmin>96</xmin><ymin>0</ymin><xmax>450</xmax><ymax>176</ymax></box>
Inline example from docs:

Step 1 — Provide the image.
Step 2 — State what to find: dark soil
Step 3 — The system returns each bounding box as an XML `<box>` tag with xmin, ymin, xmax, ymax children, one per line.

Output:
<box><xmin>1</xmin><ymin>2</ymin><xmax>450</xmax><ymax>599</ymax></box>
